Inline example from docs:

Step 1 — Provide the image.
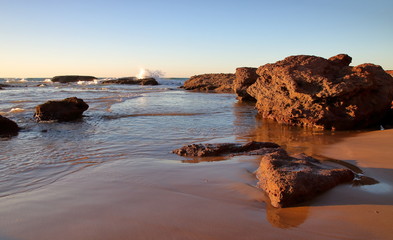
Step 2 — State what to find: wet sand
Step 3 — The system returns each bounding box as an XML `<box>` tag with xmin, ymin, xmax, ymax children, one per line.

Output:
<box><xmin>1</xmin><ymin>129</ymin><xmax>392</xmax><ymax>239</ymax></box>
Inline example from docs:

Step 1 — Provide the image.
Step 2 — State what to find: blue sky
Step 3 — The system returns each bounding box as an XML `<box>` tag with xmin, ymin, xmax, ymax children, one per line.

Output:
<box><xmin>0</xmin><ymin>0</ymin><xmax>392</xmax><ymax>77</ymax></box>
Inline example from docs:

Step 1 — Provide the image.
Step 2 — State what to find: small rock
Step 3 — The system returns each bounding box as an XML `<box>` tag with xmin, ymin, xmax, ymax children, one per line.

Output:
<box><xmin>0</xmin><ymin>115</ymin><xmax>20</xmax><ymax>136</ymax></box>
<box><xmin>34</xmin><ymin>97</ymin><xmax>89</xmax><ymax>122</ymax></box>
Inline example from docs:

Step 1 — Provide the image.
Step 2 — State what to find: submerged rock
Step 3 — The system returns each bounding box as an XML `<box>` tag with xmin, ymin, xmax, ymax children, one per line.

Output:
<box><xmin>0</xmin><ymin>115</ymin><xmax>20</xmax><ymax>136</ymax></box>
<box><xmin>182</xmin><ymin>73</ymin><xmax>235</xmax><ymax>93</ymax></box>
<box><xmin>102</xmin><ymin>77</ymin><xmax>158</xmax><ymax>85</ymax></box>
<box><xmin>234</xmin><ymin>67</ymin><xmax>258</xmax><ymax>101</ymax></box>
<box><xmin>34</xmin><ymin>97</ymin><xmax>89</xmax><ymax>122</ymax></box>
<box><xmin>172</xmin><ymin>141</ymin><xmax>280</xmax><ymax>157</ymax></box>
<box><xmin>51</xmin><ymin>75</ymin><xmax>96</xmax><ymax>83</ymax></box>
<box><xmin>247</xmin><ymin>54</ymin><xmax>393</xmax><ymax>130</ymax></box>
<box><xmin>256</xmin><ymin>149</ymin><xmax>354</xmax><ymax>208</ymax></box>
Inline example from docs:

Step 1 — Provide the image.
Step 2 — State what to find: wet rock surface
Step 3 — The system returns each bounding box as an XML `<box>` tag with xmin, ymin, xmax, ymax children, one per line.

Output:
<box><xmin>246</xmin><ymin>54</ymin><xmax>393</xmax><ymax>130</ymax></box>
<box><xmin>102</xmin><ymin>77</ymin><xmax>158</xmax><ymax>85</ymax></box>
<box><xmin>34</xmin><ymin>97</ymin><xmax>89</xmax><ymax>122</ymax></box>
<box><xmin>182</xmin><ymin>73</ymin><xmax>235</xmax><ymax>93</ymax></box>
<box><xmin>0</xmin><ymin>115</ymin><xmax>20</xmax><ymax>136</ymax></box>
<box><xmin>256</xmin><ymin>149</ymin><xmax>354</xmax><ymax>208</ymax></box>
<box><xmin>234</xmin><ymin>67</ymin><xmax>258</xmax><ymax>101</ymax></box>
<box><xmin>172</xmin><ymin>141</ymin><xmax>280</xmax><ymax>157</ymax></box>
<box><xmin>51</xmin><ymin>75</ymin><xmax>96</xmax><ymax>83</ymax></box>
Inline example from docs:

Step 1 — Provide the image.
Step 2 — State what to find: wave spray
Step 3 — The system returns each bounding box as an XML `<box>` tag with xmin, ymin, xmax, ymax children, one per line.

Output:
<box><xmin>137</xmin><ymin>68</ymin><xmax>165</xmax><ymax>79</ymax></box>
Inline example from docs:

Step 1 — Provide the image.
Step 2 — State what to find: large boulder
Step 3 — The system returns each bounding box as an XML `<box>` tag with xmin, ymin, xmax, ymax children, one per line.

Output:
<box><xmin>173</xmin><ymin>141</ymin><xmax>280</xmax><ymax>157</ymax></box>
<box><xmin>0</xmin><ymin>115</ymin><xmax>20</xmax><ymax>136</ymax></box>
<box><xmin>51</xmin><ymin>75</ymin><xmax>96</xmax><ymax>83</ymax></box>
<box><xmin>34</xmin><ymin>97</ymin><xmax>89</xmax><ymax>122</ymax></box>
<box><xmin>247</xmin><ymin>54</ymin><xmax>393</xmax><ymax>130</ymax></box>
<box><xmin>102</xmin><ymin>77</ymin><xmax>158</xmax><ymax>85</ymax></box>
<box><xmin>256</xmin><ymin>149</ymin><xmax>354</xmax><ymax>208</ymax></box>
<box><xmin>182</xmin><ymin>73</ymin><xmax>235</xmax><ymax>93</ymax></box>
<box><xmin>234</xmin><ymin>67</ymin><xmax>258</xmax><ymax>101</ymax></box>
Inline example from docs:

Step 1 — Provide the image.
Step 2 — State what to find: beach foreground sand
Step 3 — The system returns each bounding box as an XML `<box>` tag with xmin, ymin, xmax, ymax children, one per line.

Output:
<box><xmin>0</xmin><ymin>130</ymin><xmax>392</xmax><ymax>240</ymax></box>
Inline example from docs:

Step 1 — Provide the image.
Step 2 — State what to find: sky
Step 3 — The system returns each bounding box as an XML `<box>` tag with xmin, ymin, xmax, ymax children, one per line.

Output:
<box><xmin>0</xmin><ymin>0</ymin><xmax>392</xmax><ymax>78</ymax></box>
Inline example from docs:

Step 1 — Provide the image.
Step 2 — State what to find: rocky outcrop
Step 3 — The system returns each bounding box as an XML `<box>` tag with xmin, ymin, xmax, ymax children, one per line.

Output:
<box><xmin>182</xmin><ymin>73</ymin><xmax>235</xmax><ymax>93</ymax></box>
<box><xmin>386</xmin><ymin>70</ymin><xmax>393</xmax><ymax>77</ymax></box>
<box><xmin>0</xmin><ymin>115</ymin><xmax>20</xmax><ymax>136</ymax></box>
<box><xmin>246</xmin><ymin>54</ymin><xmax>393</xmax><ymax>130</ymax></box>
<box><xmin>51</xmin><ymin>75</ymin><xmax>96</xmax><ymax>83</ymax></box>
<box><xmin>234</xmin><ymin>67</ymin><xmax>258</xmax><ymax>101</ymax></box>
<box><xmin>34</xmin><ymin>97</ymin><xmax>89</xmax><ymax>122</ymax></box>
<box><xmin>173</xmin><ymin>141</ymin><xmax>280</xmax><ymax>157</ymax></box>
<box><xmin>256</xmin><ymin>149</ymin><xmax>354</xmax><ymax>208</ymax></box>
<box><xmin>102</xmin><ymin>77</ymin><xmax>158</xmax><ymax>85</ymax></box>
<box><xmin>174</xmin><ymin>141</ymin><xmax>355</xmax><ymax>208</ymax></box>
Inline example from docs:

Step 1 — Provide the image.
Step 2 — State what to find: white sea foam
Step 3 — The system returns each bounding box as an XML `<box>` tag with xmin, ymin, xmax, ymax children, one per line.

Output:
<box><xmin>77</xmin><ymin>79</ymin><xmax>101</xmax><ymax>85</ymax></box>
<box><xmin>44</xmin><ymin>79</ymin><xmax>53</xmax><ymax>83</ymax></box>
<box><xmin>10</xmin><ymin>108</ymin><xmax>25</xmax><ymax>113</ymax></box>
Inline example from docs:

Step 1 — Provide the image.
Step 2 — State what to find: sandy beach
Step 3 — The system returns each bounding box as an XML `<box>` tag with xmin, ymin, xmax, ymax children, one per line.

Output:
<box><xmin>1</xmin><ymin>124</ymin><xmax>392</xmax><ymax>240</ymax></box>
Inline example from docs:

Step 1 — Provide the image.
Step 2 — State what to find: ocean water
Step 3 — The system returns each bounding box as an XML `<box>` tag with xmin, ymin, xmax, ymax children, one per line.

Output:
<box><xmin>0</xmin><ymin>77</ymin><xmax>252</xmax><ymax>197</ymax></box>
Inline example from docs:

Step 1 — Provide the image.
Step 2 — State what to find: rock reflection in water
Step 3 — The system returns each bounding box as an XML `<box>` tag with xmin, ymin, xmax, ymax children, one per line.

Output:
<box><xmin>265</xmin><ymin>201</ymin><xmax>309</xmax><ymax>229</ymax></box>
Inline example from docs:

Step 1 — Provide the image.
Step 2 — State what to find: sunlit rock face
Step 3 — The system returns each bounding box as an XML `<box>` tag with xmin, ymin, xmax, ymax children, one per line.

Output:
<box><xmin>182</xmin><ymin>73</ymin><xmax>235</xmax><ymax>93</ymax></box>
<box><xmin>247</xmin><ymin>54</ymin><xmax>393</xmax><ymax>130</ymax></box>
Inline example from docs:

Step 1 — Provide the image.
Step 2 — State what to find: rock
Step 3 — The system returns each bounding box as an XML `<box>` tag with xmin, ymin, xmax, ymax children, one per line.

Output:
<box><xmin>182</xmin><ymin>73</ymin><xmax>235</xmax><ymax>93</ymax></box>
<box><xmin>256</xmin><ymin>149</ymin><xmax>354</xmax><ymax>208</ymax></box>
<box><xmin>172</xmin><ymin>141</ymin><xmax>280</xmax><ymax>157</ymax></box>
<box><xmin>34</xmin><ymin>97</ymin><xmax>89</xmax><ymax>122</ymax></box>
<box><xmin>0</xmin><ymin>115</ymin><xmax>20</xmax><ymax>136</ymax></box>
<box><xmin>234</xmin><ymin>67</ymin><xmax>258</xmax><ymax>101</ymax></box>
<box><xmin>102</xmin><ymin>77</ymin><xmax>158</xmax><ymax>85</ymax></box>
<box><xmin>386</xmin><ymin>70</ymin><xmax>393</xmax><ymax>77</ymax></box>
<box><xmin>328</xmin><ymin>54</ymin><xmax>352</xmax><ymax>67</ymax></box>
<box><xmin>51</xmin><ymin>75</ymin><xmax>96</xmax><ymax>83</ymax></box>
<box><xmin>247</xmin><ymin>54</ymin><xmax>393</xmax><ymax>130</ymax></box>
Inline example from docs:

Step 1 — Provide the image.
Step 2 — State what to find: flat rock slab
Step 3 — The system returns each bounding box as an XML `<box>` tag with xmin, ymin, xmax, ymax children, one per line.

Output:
<box><xmin>51</xmin><ymin>75</ymin><xmax>96</xmax><ymax>83</ymax></box>
<box><xmin>102</xmin><ymin>77</ymin><xmax>158</xmax><ymax>85</ymax></box>
<box><xmin>172</xmin><ymin>141</ymin><xmax>280</xmax><ymax>157</ymax></box>
<box><xmin>256</xmin><ymin>149</ymin><xmax>354</xmax><ymax>208</ymax></box>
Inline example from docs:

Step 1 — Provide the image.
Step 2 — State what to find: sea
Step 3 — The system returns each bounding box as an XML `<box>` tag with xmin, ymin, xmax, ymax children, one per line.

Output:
<box><xmin>0</xmin><ymin>76</ymin><xmax>377</xmax><ymax>240</ymax></box>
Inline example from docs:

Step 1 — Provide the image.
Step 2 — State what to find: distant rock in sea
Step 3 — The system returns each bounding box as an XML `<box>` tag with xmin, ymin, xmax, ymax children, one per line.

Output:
<box><xmin>182</xmin><ymin>73</ymin><xmax>235</xmax><ymax>93</ymax></box>
<box><xmin>102</xmin><ymin>77</ymin><xmax>158</xmax><ymax>85</ymax></box>
<box><xmin>51</xmin><ymin>75</ymin><xmax>97</xmax><ymax>83</ymax></box>
<box><xmin>34</xmin><ymin>97</ymin><xmax>89</xmax><ymax>122</ymax></box>
<box><xmin>245</xmin><ymin>54</ymin><xmax>393</xmax><ymax>130</ymax></box>
<box><xmin>0</xmin><ymin>115</ymin><xmax>20</xmax><ymax>136</ymax></box>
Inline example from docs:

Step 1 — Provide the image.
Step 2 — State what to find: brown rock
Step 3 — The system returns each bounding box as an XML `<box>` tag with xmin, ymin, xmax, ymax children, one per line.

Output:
<box><xmin>386</xmin><ymin>70</ymin><xmax>393</xmax><ymax>77</ymax></box>
<box><xmin>247</xmin><ymin>54</ymin><xmax>393</xmax><ymax>130</ymax></box>
<box><xmin>328</xmin><ymin>54</ymin><xmax>352</xmax><ymax>67</ymax></box>
<box><xmin>102</xmin><ymin>77</ymin><xmax>158</xmax><ymax>85</ymax></box>
<box><xmin>0</xmin><ymin>115</ymin><xmax>20</xmax><ymax>136</ymax></box>
<box><xmin>256</xmin><ymin>149</ymin><xmax>354</xmax><ymax>208</ymax></box>
<box><xmin>182</xmin><ymin>73</ymin><xmax>235</xmax><ymax>93</ymax></box>
<box><xmin>172</xmin><ymin>141</ymin><xmax>280</xmax><ymax>157</ymax></box>
<box><xmin>51</xmin><ymin>75</ymin><xmax>96</xmax><ymax>83</ymax></box>
<box><xmin>234</xmin><ymin>67</ymin><xmax>258</xmax><ymax>101</ymax></box>
<box><xmin>34</xmin><ymin>97</ymin><xmax>89</xmax><ymax>122</ymax></box>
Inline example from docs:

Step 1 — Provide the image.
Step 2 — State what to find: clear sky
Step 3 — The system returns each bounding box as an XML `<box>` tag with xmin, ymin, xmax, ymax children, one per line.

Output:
<box><xmin>0</xmin><ymin>0</ymin><xmax>392</xmax><ymax>78</ymax></box>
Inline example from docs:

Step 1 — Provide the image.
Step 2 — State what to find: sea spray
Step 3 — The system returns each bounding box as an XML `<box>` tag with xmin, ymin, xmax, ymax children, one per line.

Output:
<box><xmin>136</xmin><ymin>68</ymin><xmax>165</xmax><ymax>80</ymax></box>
